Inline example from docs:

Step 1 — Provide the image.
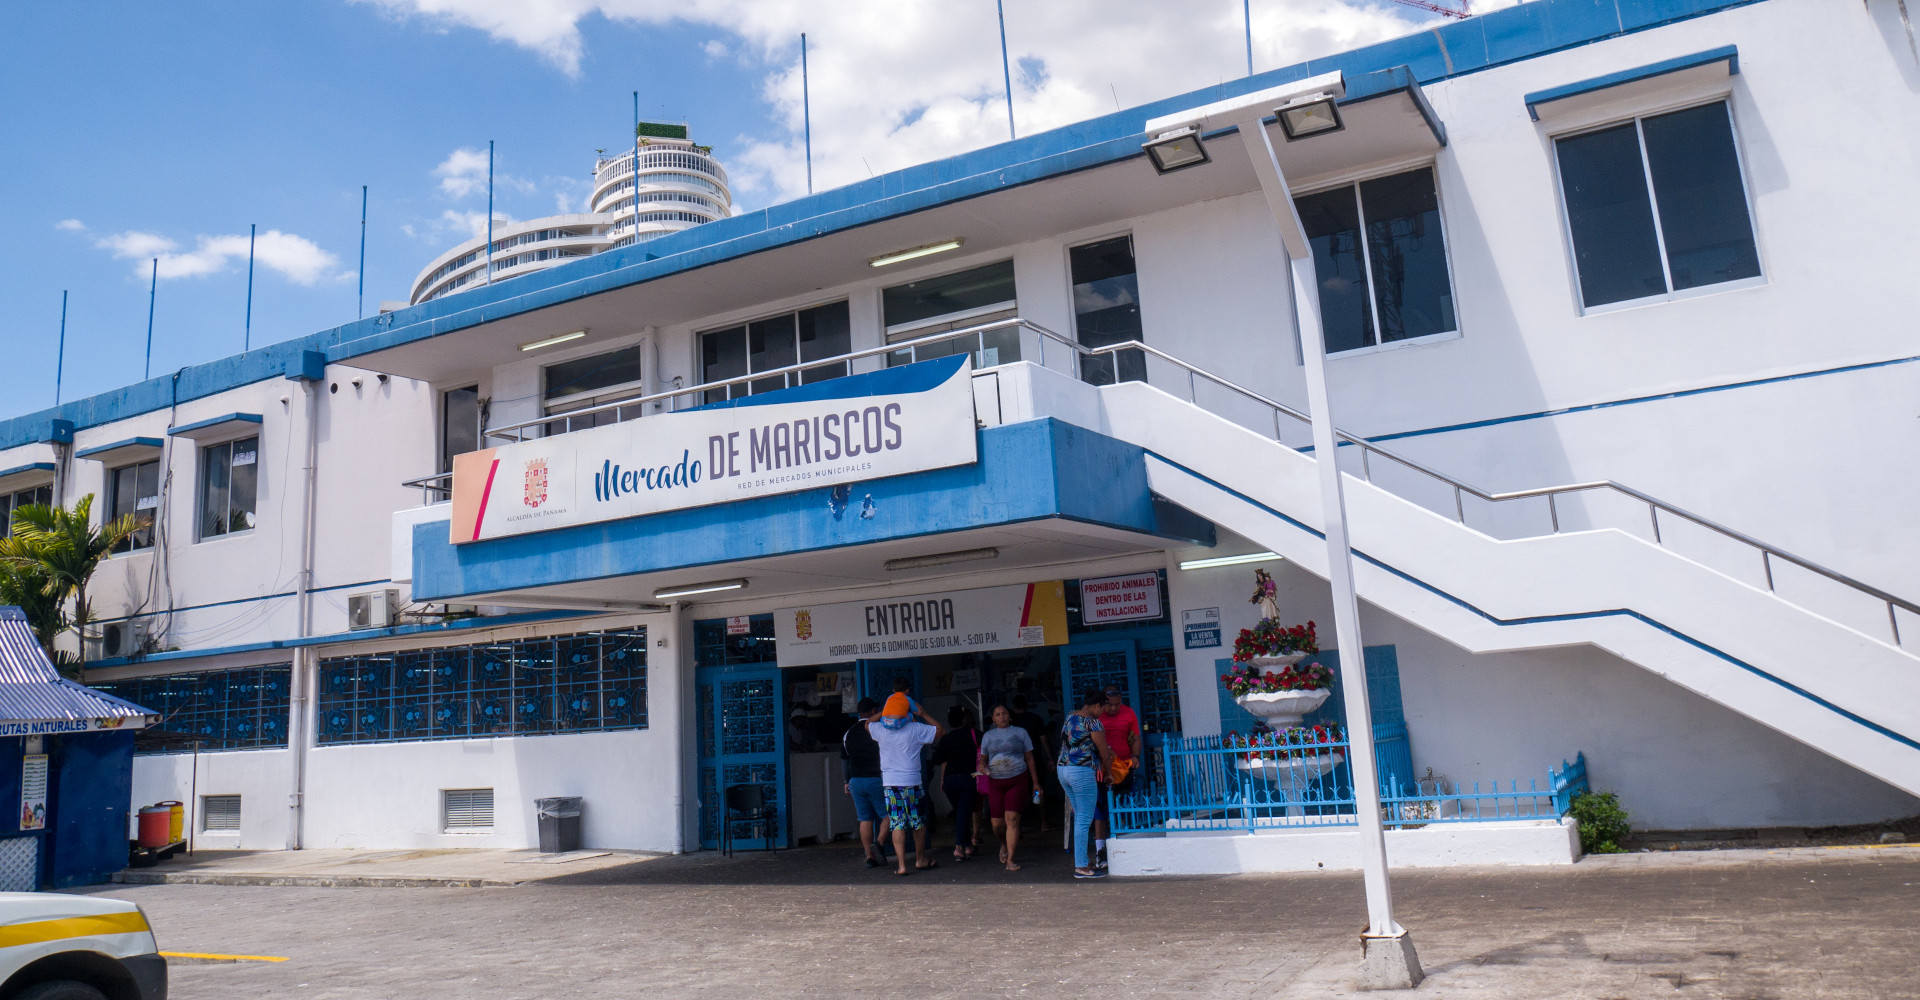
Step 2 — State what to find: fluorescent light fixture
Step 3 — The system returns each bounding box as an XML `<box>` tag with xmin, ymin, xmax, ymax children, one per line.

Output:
<box><xmin>1276</xmin><ymin>93</ymin><xmax>1344</xmax><ymax>141</ymax></box>
<box><xmin>1142</xmin><ymin>126</ymin><xmax>1211</xmax><ymax>174</ymax></box>
<box><xmin>518</xmin><ymin>330</ymin><xmax>588</xmax><ymax>352</ymax></box>
<box><xmin>868</xmin><ymin>238</ymin><xmax>964</xmax><ymax>268</ymax></box>
<box><xmin>651</xmin><ymin>578</ymin><xmax>748</xmax><ymax>600</ymax></box>
<box><xmin>883</xmin><ymin>547</ymin><xmax>1001</xmax><ymax>571</ymax></box>
<box><xmin>1177</xmin><ymin>551</ymin><xmax>1281</xmax><ymax>571</ymax></box>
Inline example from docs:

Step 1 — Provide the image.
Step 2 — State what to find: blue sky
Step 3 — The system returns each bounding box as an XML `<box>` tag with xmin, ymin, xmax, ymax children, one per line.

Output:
<box><xmin>0</xmin><ymin>0</ymin><xmax>1441</xmax><ymax>421</ymax></box>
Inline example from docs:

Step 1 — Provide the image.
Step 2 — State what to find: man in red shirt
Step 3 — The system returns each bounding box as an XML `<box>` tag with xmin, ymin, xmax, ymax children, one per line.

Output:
<box><xmin>1094</xmin><ymin>684</ymin><xmax>1142</xmax><ymax>870</ymax></box>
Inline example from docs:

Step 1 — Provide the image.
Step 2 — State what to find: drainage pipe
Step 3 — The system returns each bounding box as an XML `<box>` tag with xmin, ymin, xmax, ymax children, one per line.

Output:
<box><xmin>286</xmin><ymin>375</ymin><xmax>321</xmax><ymax>850</ymax></box>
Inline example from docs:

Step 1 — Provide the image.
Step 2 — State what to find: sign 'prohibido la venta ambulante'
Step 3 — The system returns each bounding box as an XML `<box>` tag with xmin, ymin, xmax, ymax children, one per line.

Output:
<box><xmin>449</xmin><ymin>356</ymin><xmax>978</xmax><ymax>542</ymax></box>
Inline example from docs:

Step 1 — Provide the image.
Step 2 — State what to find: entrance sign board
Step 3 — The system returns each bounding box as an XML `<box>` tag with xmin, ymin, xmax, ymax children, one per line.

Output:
<box><xmin>1080</xmin><ymin>572</ymin><xmax>1163</xmax><ymax>624</ymax></box>
<box><xmin>1182</xmin><ymin>607</ymin><xmax>1222</xmax><ymax>649</ymax></box>
<box><xmin>774</xmin><ymin>581</ymin><xmax>1069</xmax><ymax>668</ymax></box>
<box><xmin>450</xmin><ymin>357</ymin><xmax>978</xmax><ymax>543</ymax></box>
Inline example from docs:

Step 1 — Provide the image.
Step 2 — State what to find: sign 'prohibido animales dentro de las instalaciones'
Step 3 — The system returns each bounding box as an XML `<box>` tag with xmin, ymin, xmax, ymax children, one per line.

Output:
<box><xmin>449</xmin><ymin>356</ymin><xmax>979</xmax><ymax>543</ymax></box>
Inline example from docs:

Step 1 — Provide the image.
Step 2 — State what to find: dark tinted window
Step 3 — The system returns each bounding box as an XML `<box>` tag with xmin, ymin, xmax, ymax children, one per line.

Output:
<box><xmin>1360</xmin><ymin>169</ymin><xmax>1456</xmax><ymax>342</ymax></box>
<box><xmin>440</xmin><ymin>386</ymin><xmax>480</xmax><ymax>473</ymax></box>
<box><xmin>1296</xmin><ymin>185</ymin><xmax>1376</xmax><ymax>354</ymax></box>
<box><xmin>110</xmin><ymin>460</ymin><xmax>160</xmax><ymax>553</ymax></box>
<box><xmin>544</xmin><ymin>348</ymin><xmax>641</xmax><ymax>401</ymax></box>
<box><xmin>1070</xmin><ymin>236</ymin><xmax>1145</xmax><ymax>384</ymax></box>
<box><xmin>702</xmin><ymin>300</ymin><xmax>852</xmax><ymax>401</ymax></box>
<box><xmin>201</xmin><ymin>437</ymin><xmax>257</xmax><ymax>538</ymax></box>
<box><xmin>882</xmin><ymin>260</ymin><xmax>1016</xmax><ymax>328</ymax></box>
<box><xmin>1557</xmin><ymin>123</ymin><xmax>1666</xmax><ymax>308</ymax></box>
<box><xmin>1642</xmin><ymin>103</ymin><xmax>1761</xmax><ymax>292</ymax></box>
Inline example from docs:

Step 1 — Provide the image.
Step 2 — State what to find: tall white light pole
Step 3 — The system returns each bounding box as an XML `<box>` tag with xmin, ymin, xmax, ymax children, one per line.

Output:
<box><xmin>1144</xmin><ymin>75</ymin><xmax>1422</xmax><ymax>990</ymax></box>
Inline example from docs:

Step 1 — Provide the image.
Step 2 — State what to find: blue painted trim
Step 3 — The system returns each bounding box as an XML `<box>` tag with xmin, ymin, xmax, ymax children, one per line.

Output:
<box><xmin>690</xmin><ymin>355</ymin><xmax>966</xmax><ymax>412</ymax></box>
<box><xmin>167</xmin><ymin>412</ymin><xmax>262</xmax><ymax>438</ymax></box>
<box><xmin>89</xmin><ymin>578</ymin><xmax>394</xmax><ymax>628</ymax></box>
<box><xmin>0</xmin><ymin>0</ymin><xmax>1765</xmax><ymax>451</ymax></box>
<box><xmin>1525</xmin><ymin>44</ymin><xmax>1739</xmax><ymax>120</ymax></box>
<box><xmin>73</xmin><ymin>437</ymin><xmax>163</xmax><ymax>461</ymax></box>
<box><xmin>85</xmin><ymin>608</ymin><xmax>599</xmax><ymax>671</ymax></box>
<box><xmin>411</xmin><ymin>418</ymin><xmax>1214</xmax><ymax>601</ymax></box>
<box><xmin>1342</xmin><ymin>66</ymin><xmax>1447</xmax><ymax>147</ymax></box>
<box><xmin>0</xmin><ymin>463</ymin><xmax>55</xmax><ymax>483</ymax></box>
<box><xmin>1149</xmin><ymin>453</ymin><xmax>1920</xmax><ymax>754</ymax></box>
<box><xmin>1366</xmin><ymin>353</ymin><xmax>1920</xmax><ymax>446</ymax></box>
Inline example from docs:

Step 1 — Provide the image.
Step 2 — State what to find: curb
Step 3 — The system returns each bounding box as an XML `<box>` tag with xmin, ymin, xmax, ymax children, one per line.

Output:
<box><xmin>112</xmin><ymin>871</ymin><xmax>522</xmax><ymax>889</ymax></box>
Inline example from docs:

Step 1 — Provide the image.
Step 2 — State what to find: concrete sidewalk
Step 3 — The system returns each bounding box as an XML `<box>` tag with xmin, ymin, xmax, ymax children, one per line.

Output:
<box><xmin>113</xmin><ymin>847</ymin><xmax>664</xmax><ymax>888</ymax></box>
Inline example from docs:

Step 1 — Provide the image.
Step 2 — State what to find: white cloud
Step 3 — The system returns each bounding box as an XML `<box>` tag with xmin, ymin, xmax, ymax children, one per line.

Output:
<box><xmin>356</xmin><ymin>0</ymin><xmax>1507</xmax><ymax>207</ymax></box>
<box><xmin>54</xmin><ymin>219</ymin><xmax>86</xmax><ymax>232</ymax></box>
<box><xmin>434</xmin><ymin>147</ymin><xmax>494</xmax><ymax>198</ymax></box>
<box><xmin>94</xmin><ymin>229</ymin><xmax>344</xmax><ymax>285</ymax></box>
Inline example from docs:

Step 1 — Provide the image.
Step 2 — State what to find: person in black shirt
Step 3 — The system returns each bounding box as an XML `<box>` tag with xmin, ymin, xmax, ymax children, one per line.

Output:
<box><xmin>934</xmin><ymin>705</ymin><xmax>983</xmax><ymax>861</ymax></box>
<box><xmin>842</xmin><ymin>698</ymin><xmax>890</xmax><ymax>867</ymax></box>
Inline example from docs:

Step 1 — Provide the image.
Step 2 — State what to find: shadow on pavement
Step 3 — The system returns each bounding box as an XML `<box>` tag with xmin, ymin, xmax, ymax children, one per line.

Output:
<box><xmin>535</xmin><ymin>841</ymin><xmax>1113</xmax><ymax>888</ymax></box>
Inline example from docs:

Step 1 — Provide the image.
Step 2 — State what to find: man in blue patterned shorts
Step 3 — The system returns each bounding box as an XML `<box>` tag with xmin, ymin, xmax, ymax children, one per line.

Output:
<box><xmin>869</xmin><ymin>697</ymin><xmax>945</xmax><ymax>874</ymax></box>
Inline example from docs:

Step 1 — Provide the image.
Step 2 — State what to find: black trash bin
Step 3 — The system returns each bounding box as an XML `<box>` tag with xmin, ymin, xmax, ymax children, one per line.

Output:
<box><xmin>535</xmin><ymin>796</ymin><xmax>583</xmax><ymax>854</ymax></box>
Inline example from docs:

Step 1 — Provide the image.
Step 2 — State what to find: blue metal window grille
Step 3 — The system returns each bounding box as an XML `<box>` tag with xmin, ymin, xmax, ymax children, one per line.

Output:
<box><xmin>692</xmin><ymin>614</ymin><xmax>777</xmax><ymax>668</ymax></box>
<box><xmin>93</xmin><ymin>664</ymin><xmax>292</xmax><ymax>754</ymax></box>
<box><xmin>316</xmin><ymin>628</ymin><xmax>647</xmax><ymax>745</ymax></box>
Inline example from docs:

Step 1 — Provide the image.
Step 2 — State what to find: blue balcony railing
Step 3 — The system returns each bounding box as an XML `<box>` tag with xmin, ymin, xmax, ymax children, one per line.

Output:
<box><xmin>1111</xmin><ymin>732</ymin><xmax>1588</xmax><ymax>836</ymax></box>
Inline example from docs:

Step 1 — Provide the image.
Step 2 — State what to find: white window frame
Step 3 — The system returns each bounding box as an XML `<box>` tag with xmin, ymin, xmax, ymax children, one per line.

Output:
<box><xmin>442</xmin><ymin>788</ymin><xmax>495</xmax><ymax>833</ymax></box>
<box><xmin>541</xmin><ymin>345</ymin><xmax>646</xmax><ymax>413</ymax></box>
<box><xmin>1549</xmin><ymin>96</ymin><xmax>1766</xmax><ymax>317</ymax></box>
<box><xmin>201</xmin><ymin>794</ymin><xmax>241</xmax><ymax>833</ymax></box>
<box><xmin>108</xmin><ymin>459</ymin><xmax>161</xmax><ymax>554</ymax></box>
<box><xmin>695</xmin><ymin>299</ymin><xmax>857</xmax><ymax>394</ymax></box>
<box><xmin>1292</xmin><ymin>159</ymin><xmax>1463</xmax><ymax>360</ymax></box>
<box><xmin>195</xmin><ymin>433</ymin><xmax>259</xmax><ymax>544</ymax></box>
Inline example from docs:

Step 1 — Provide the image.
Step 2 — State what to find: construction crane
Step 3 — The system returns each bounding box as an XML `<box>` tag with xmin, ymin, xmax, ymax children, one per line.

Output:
<box><xmin>1387</xmin><ymin>0</ymin><xmax>1471</xmax><ymax>18</ymax></box>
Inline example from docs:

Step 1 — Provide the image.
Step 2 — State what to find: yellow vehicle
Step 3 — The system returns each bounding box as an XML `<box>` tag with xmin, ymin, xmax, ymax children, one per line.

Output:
<box><xmin>0</xmin><ymin>894</ymin><xmax>164</xmax><ymax>1000</ymax></box>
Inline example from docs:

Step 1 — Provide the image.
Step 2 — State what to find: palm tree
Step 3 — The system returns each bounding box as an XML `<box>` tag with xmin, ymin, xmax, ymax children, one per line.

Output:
<box><xmin>2</xmin><ymin>495</ymin><xmax>139</xmax><ymax>674</ymax></box>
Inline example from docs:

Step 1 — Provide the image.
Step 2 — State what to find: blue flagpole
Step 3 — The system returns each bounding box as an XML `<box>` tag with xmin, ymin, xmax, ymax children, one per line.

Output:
<box><xmin>632</xmin><ymin>92</ymin><xmax>640</xmax><ymax>241</ymax></box>
<box><xmin>144</xmin><ymin>258</ymin><xmax>157</xmax><ymax>380</ymax></box>
<box><xmin>996</xmin><ymin>0</ymin><xmax>1016</xmax><ymax>139</ymax></box>
<box><xmin>485</xmin><ymin>140</ymin><xmax>495</xmax><ymax>284</ymax></box>
<box><xmin>245</xmin><ymin>223</ymin><xmax>255</xmax><ymax>350</ymax></box>
<box><xmin>55</xmin><ymin>291</ymin><xmax>67</xmax><ymax>406</ymax></box>
<box><xmin>358</xmin><ymin>186</ymin><xmax>368</xmax><ymax>318</ymax></box>
<box><xmin>802</xmin><ymin>33</ymin><xmax>813</xmax><ymax>194</ymax></box>
<box><xmin>1244</xmin><ymin>0</ymin><xmax>1254</xmax><ymax>76</ymax></box>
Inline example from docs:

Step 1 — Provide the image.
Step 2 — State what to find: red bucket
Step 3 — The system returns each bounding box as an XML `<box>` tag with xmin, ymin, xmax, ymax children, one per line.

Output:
<box><xmin>136</xmin><ymin>806</ymin><xmax>171</xmax><ymax>849</ymax></box>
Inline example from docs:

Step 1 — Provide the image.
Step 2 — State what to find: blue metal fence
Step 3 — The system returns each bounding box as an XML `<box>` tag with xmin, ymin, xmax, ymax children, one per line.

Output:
<box><xmin>1111</xmin><ymin>732</ymin><xmax>1583</xmax><ymax>835</ymax></box>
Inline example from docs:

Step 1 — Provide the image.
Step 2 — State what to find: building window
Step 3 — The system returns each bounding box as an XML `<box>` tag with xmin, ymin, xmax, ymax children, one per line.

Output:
<box><xmin>1296</xmin><ymin>166</ymin><xmax>1456</xmax><ymax>355</ymax></box>
<box><xmin>882</xmin><ymin>260</ymin><xmax>1019</xmax><ymax>367</ymax></box>
<box><xmin>440</xmin><ymin>386</ymin><xmax>482</xmax><ymax>475</ymax></box>
<box><xmin>542</xmin><ymin>348</ymin><xmax>644</xmax><ymax>434</ymax></box>
<box><xmin>443</xmin><ymin>788</ymin><xmax>494</xmax><ymax>831</ymax></box>
<box><xmin>699</xmin><ymin>301</ymin><xmax>852</xmax><ymax>404</ymax></box>
<box><xmin>0</xmin><ymin>485</ymin><xmax>52</xmax><ymax>537</ymax></box>
<box><xmin>1070</xmin><ymin>236</ymin><xmax>1146</xmax><ymax>385</ymax></box>
<box><xmin>1555</xmin><ymin>100</ymin><xmax>1760</xmax><ymax>310</ymax></box>
<box><xmin>92</xmin><ymin>664</ymin><xmax>293</xmax><ymax>754</ymax></box>
<box><xmin>202</xmin><ymin>795</ymin><xmax>241</xmax><ymax>832</ymax></box>
<box><xmin>199</xmin><ymin>437</ymin><xmax>257</xmax><ymax>539</ymax></box>
<box><xmin>316</xmin><ymin>628</ymin><xmax>648</xmax><ymax>745</ymax></box>
<box><xmin>108</xmin><ymin>460</ymin><xmax>160</xmax><ymax>553</ymax></box>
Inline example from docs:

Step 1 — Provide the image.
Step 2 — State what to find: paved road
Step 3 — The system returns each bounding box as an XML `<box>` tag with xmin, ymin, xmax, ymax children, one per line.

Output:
<box><xmin>82</xmin><ymin>844</ymin><xmax>1920</xmax><ymax>999</ymax></box>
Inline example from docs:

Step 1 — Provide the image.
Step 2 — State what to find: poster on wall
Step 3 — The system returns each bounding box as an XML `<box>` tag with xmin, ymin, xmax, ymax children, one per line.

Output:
<box><xmin>19</xmin><ymin>754</ymin><xmax>46</xmax><ymax>831</ymax></box>
<box><xmin>450</xmin><ymin>356</ymin><xmax>979</xmax><ymax>543</ymax></box>
<box><xmin>1182</xmin><ymin>607</ymin><xmax>1222</xmax><ymax>649</ymax></box>
<box><xmin>773</xmin><ymin>581</ymin><xmax>1070</xmax><ymax>668</ymax></box>
<box><xmin>1079</xmin><ymin>573</ymin><xmax>1163</xmax><ymax>624</ymax></box>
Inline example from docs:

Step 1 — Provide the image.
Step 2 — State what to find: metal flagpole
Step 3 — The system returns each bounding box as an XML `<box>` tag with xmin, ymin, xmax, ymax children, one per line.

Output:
<box><xmin>632</xmin><ymin>92</ymin><xmax>640</xmax><ymax>241</ymax></box>
<box><xmin>144</xmin><ymin>258</ymin><xmax>158</xmax><ymax>380</ymax></box>
<box><xmin>486</xmin><ymin>140</ymin><xmax>495</xmax><ymax>284</ymax></box>
<box><xmin>55</xmin><ymin>291</ymin><xmax>68</xmax><ymax>405</ymax></box>
<box><xmin>995</xmin><ymin>0</ymin><xmax>1016</xmax><ymax>139</ymax></box>
<box><xmin>245</xmin><ymin>223</ymin><xmax>256</xmax><ymax>351</ymax></box>
<box><xmin>358</xmin><ymin>186</ymin><xmax>368</xmax><ymax>318</ymax></box>
<box><xmin>801</xmin><ymin>33</ymin><xmax>813</xmax><ymax>194</ymax></box>
<box><xmin>1244</xmin><ymin>0</ymin><xmax>1254</xmax><ymax>76</ymax></box>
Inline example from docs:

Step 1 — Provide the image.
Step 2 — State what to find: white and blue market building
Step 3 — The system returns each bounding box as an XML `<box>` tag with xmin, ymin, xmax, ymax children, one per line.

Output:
<box><xmin>3</xmin><ymin>0</ymin><xmax>1916</xmax><ymax>872</ymax></box>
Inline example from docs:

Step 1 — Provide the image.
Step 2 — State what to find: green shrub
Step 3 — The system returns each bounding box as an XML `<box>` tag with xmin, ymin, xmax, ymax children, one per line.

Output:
<box><xmin>1569</xmin><ymin>790</ymin><xmax>1631</xmax><ymax>854</ymax></box>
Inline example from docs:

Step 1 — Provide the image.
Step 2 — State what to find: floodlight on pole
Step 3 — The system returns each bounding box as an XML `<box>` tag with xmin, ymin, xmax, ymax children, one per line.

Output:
<box><xmin>1142</xmin><ymin>72</ymin><xmax>1425</xmax><ymax>991</ymax></box>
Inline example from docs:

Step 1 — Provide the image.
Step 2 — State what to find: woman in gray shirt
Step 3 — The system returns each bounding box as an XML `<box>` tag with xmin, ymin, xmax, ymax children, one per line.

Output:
<box><xmin>978</xmin><ymin>704</ymin><xmax>1040</xmax><ymax>871</ymax></box>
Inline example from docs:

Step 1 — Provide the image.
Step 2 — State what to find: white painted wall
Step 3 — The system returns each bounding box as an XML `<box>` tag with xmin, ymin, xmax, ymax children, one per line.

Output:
<box><xmin>130</xmin><ymin>749</ymin><xmax>292</xmax><ymax>851</ymax></box>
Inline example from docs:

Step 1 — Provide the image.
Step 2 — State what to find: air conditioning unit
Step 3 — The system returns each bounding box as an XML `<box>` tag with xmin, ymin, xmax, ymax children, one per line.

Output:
<box><xmin>91</xmin><ymin>620</ymin><xmax>151</xmax><ymax>659</ymax></box>
<box><xmin>347</xmin><ymin>589</ymin><xmax>399</xmax><ymax>630</ymax></box>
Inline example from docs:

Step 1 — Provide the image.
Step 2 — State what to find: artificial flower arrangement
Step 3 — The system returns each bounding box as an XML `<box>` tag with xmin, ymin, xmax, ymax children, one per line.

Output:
<box><xmin>1219</xmin><ymin>659</ymin><xmax>1334</xmax><ymax>697</ymax></box>
<box><xmin>1224</xmin><ymin>723</ymin><xmax>1345</xmax><ymax>760</ymax></box>
<box><xmin>1231</xmin><ymin>619</ymin><xmax>1319</xmax><ymax>662</ymax></box>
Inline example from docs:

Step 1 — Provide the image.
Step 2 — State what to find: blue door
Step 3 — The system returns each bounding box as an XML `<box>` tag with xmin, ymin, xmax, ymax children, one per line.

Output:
<box><xmin>1061</xmin><ymin>640</ymin><xmax>1139</xmax><ymax>708</ymax></box>
<box><xmin>695</xmin><ymin>665</ymin><xmax>786</xmax><ymax>850</ymax></box>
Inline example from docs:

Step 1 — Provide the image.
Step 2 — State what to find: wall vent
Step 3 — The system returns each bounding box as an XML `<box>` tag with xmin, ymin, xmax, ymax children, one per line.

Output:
<box><xmin>443</xmin><ymin>788</ymin><xmax>494</xmax><ymax>831</ymax></box>
<box><xmin>202</xmin><ymin>795</ymin><xmax>241</xmax><ymax>832</ymax></box>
